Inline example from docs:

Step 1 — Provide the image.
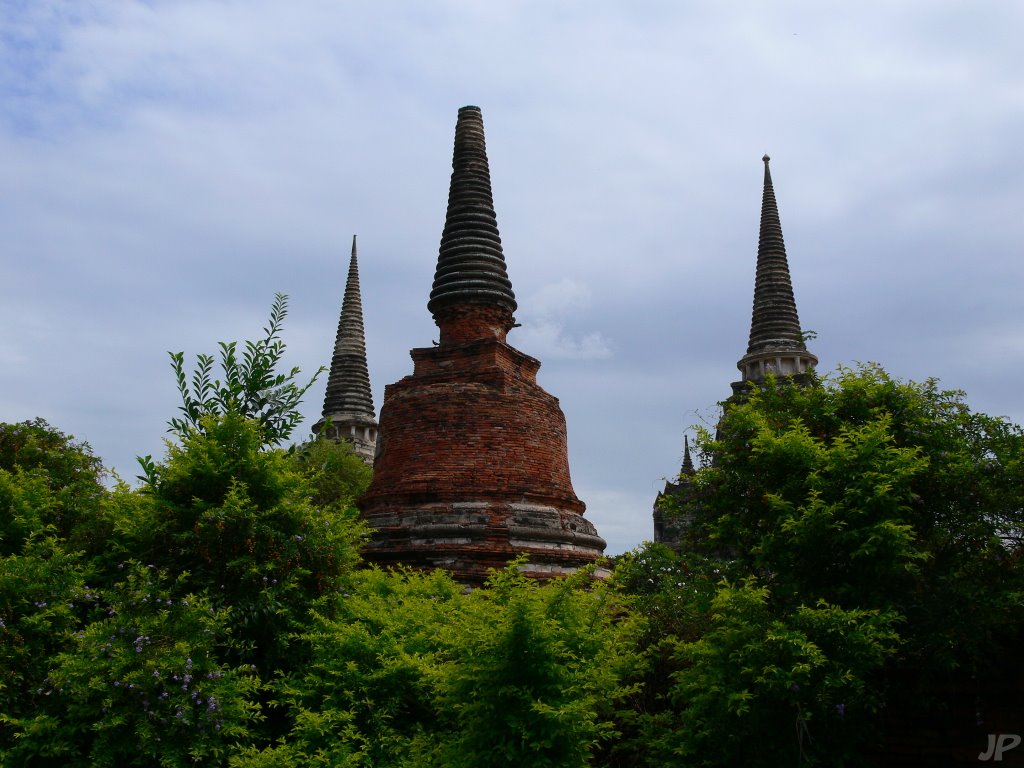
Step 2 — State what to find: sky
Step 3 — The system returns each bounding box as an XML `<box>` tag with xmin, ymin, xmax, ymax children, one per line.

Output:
<box><xmin>3</xmin><ymin>2</ymin><xmax>1024</xmax><ymax>555</ymax></box>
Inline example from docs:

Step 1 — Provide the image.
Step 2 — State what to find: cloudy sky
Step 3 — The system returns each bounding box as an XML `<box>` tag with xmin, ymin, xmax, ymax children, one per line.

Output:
<box><xmin>3</xmin><ymin>2</ymin><xmax>1023</xmax><ymax>554</ymax></box>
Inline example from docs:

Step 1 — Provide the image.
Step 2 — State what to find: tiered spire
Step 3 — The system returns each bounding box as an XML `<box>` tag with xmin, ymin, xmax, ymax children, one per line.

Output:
<box><xmin>313</xmin><ymin>235</ymin><xmax>377</xmax><ymax>462</ymax></box>
<box><xmin>357</xmin><ymin>106</ymin><xmax>604</xmax><ymax>583</ymax></box>
<box><xmin>653</xmin><ymin>434</ymin><xmax>696</xmax><ymax>547</ymax></box>
<box><xmin>681</xmin><ymin>434</ymin><xmax>694</xmax><ymax>475</ymax></box>
<box><xmin>428</xmin><ymin>106</ymin><xmax>517</xmax><ymax>344</ymax></box>
<box><xmin>734</xmin><ymin>155</ymin><xmax>817</xmax><ymax>391</ymax></box>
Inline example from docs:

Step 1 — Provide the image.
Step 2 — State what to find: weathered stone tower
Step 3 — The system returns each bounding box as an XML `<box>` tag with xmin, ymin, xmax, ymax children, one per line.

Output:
<box><xmin>732</xmin><ymin>155</ymin><xmax>817</xmax><ymax>395</ymax></box>
<box><xmin>312</xmin><ymin>235</ymin><xmax>378</xmax><ymax>463</ymax></box>
<box><xmin>654</xmin><ymin>155</ymin><xmax>818</xmax><ymax>545</ymax></box>
<box><xmin>357</xmin><ymin>105</ymin><xmax>606</xmax><ymax>584</ymax></box>
<box><xmin>653</xmin><ymin>434</ymin><xmax>695</xmax><ymax>546</ymax></box>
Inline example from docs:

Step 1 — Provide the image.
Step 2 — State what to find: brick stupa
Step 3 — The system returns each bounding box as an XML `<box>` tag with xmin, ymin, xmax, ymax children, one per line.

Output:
<box><xmin>357</xmin><ymin>106</ymin><xmax>606</xmax><ymax>583</ymax></box>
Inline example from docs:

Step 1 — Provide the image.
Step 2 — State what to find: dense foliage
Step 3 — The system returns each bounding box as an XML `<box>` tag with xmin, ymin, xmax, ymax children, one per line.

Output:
<box><xmin>2</xmin><ymin>305</ymin><xmax>1021</xmax><ymax>768</ymax></box>
<box><xmin>165</xmin><ymin>292</ymin><xmax>323</xmax><ymax>447</ymax></box>
<box><xmin>633</xmin><ymin>364</ymin><xmax>1024</xmax><ymax>766</ymax></box>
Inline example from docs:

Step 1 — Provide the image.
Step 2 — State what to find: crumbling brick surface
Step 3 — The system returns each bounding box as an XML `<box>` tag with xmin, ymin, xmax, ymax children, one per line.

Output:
<box><xmin>358</xmin><ymin>335</ymin><xmax>605</xmax><ymax>583</ymax></box>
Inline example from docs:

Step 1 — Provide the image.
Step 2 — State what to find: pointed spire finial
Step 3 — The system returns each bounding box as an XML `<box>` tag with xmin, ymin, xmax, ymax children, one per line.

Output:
<box><xmin>733</xmin><ymin>155</ymin><xmax>818</xmax><ymax>390</ymax></box>
<box><xmin>746</xmin><ymin>154</ymin><xmax>810</xmax><ymax>355</ymax></box>
<box><xmin>315</xmin><ymin>234</ymin><xmax>377</xmax><ymax>461</ymax></box>
<box><xmin>682</xmin><ymin>434</ymin><xmax>694</xmax><ymax>474</ymax></box>
<box><xmin>427</xmin><ymin>106</ymin><xmax>517</xmax><ymax>343</ymax></box>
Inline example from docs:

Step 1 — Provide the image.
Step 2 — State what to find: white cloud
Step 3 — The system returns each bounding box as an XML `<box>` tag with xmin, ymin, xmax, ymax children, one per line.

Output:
<box><xmin>512</xmin><ymin>278</ymin><xmax>613</xmax><ymax>361</ymax></box>
<box><xmin>2</xmin><ymin>0</ymin><xmax>1023</xmax><ymax>555</ymax></box>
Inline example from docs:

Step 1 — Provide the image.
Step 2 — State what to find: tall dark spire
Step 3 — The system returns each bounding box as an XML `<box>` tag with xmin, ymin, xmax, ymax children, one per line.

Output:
<box><xmin>313</xmin><ymin>235</ymin><xmax>377</xmax><ymax>462</ymax></box>
<box><xmin>734</xmin><ymin>155</ymin><xmax>817</xmax><ymax>391</ymax></box>
<box><xmin>357</xmin><ymin>106</ymin><xmax>604</xmax><ymax>584</ymax></box>
<box><xmin>653</xmin><ymin>433</ymin><xmax>696</xmax><ymax>547</ymax></box>
<box><xmin>428</xmin><ymin>106</ymin><xmax>517</xmax><ymax>345</ymax></box>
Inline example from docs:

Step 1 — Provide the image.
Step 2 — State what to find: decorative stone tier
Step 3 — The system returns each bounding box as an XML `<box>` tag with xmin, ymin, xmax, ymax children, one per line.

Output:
<box><xmin>311</xmin><ymin>414</ymin><xmax>378</xmax><ymax>464</ymax></box>
<box><xmin>732</xmin><ymin>346</ymin><xmax>818</xmax><ymax>395</ymax></box>
<box><xmin>359</xmin><ymin>500</ymin><xmax>605</xmax><ymax>584</ymax></box>
<box><xmin>358</xmin><ymin>336</ymin><xmax>605</xmax><ymax>584</ymax></box>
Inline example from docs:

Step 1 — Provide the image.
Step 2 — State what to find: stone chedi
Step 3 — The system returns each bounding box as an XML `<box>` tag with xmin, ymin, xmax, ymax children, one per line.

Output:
<box><xmin>653</xmin><ymin>434</ymin><xmax>696</xmax><ymax>546</ymax></box>
<box><xmin>312</xmin><ymin>235</ymin><xmax>378</xmax><ymax>463</ymax></box>
<box><xmin>357</xmin><ymin>105</ymin><xmax>606</xmax><ymax>583</ymax></box>
<box><xmin>732</xmin><ymin>155</ymin><xmax>818</xmax><ymax>395</ymax></box>
<box><xmin>654</xmin><ymin>155</ymin><xmax>818</xmax><ymax>545</ymax></box>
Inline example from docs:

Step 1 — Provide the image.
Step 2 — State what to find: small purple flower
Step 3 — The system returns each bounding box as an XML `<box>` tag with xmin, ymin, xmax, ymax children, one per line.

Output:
<box><xmin>835</xmin><ymin>703</ymin><xmax>846</xmax><ymax>717</ymax></box>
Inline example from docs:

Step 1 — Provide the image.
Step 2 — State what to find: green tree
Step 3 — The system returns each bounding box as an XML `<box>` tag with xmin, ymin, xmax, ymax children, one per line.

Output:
<box><xmin>161</xmin><ymin>293</ymin><xmax>323</xmax><ymax>449</ymax></box>
<box><xmin>14</xmin><ymin>564</ymin><xmax>261</xmax><ymax>768</ymax></box>
<box><xmin>667</xmin><ymin>580</ymin><xmax>898</xmax><ymax>767</ymax></box>
<box><xmin>233</xmin><ymin>567</ymin><xmax>467</xmax><ymax>768</ymax></box>
<box><xmin>427</xmin><ymin>564</ymin><xmax>639</xmax><ymax>768</ymax></box>
<box><xmin>606</xmin><ymin>544</ymin><xmax>720</xmax><ymax>767</ymax></box>
<box><xmin>0</xmin><ymin>300</ymin><xmax>374</xmax><ymax>764</ymax></box>
<box><xmin>644</xmin><ymin>364</ymin><xmax>1024</xmax><ymax>764</ymax></box>
<box><xmin>130</xmin><ymin>413</ymin><xmax>368</xmax><ymax>676</ymax></box>
<box><xmin>233</xmin><ymin>563</ymin><xmax>641</xmax><ymax>768</ymax></box>
<box><xmin>290</xmin><ymin>434</ymin><xmax>373</xmax><ymax>513</ymax></box>
<box><xmin>0</xmin><ymin>419</ymin><xmax>110</xmax><ymax>557</ymax></box>
<box><xmin>684</xmin><ymin>365</ymin><xmax>1024</xmax><ymax>663</ymax></box>
<box><xmin>131</xmin><ymin>293</ymin><xmax>367</xmax><ymax>675</ymax></box>
<box><xmin>0</xmin><ymin>535</ymin><xmax>86</xmax><ymax>764</ymax></box>
<box><xmin>0</xmin><ymin>420</ymin><xmax>112</xmax><ymax>761</ymax></box>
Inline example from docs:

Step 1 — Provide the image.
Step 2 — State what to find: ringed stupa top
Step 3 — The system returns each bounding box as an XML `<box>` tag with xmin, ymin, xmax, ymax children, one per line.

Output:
<box><xmin>427</xmin><ymin>105</ymin><xmax>518</xmax><ymax>322</ymax></box>
<box><xmin>734</xmin><ymin>155</ymin><xmax>817</xmax><ymax>389</ymax></box>
<box><xmin>313</xmin><ymin>234</ymin><xmax>378</xmax><ymax>463</ymax></box>
<box><xmin>357</xmin><ymin>105</ymin><xmax>604</xmax><ymax>584</ymax></box>
<box><xmin>321</xmin><ymin>235</ymin><xmax>375</xmax><ymax>422</ymax></box>
<box><xmin>681</xmin><ymin>434</ymin><xmax>694</xmax><ymax>475</ymax></box>
<box><xmin>746</xmin><ymin>155</ymin><xmax>808</xmax><ymax>355</ymax></box>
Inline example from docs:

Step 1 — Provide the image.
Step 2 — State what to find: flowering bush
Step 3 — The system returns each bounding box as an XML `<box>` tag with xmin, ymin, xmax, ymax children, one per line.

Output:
<box><xmin>17</xmin><ymin>564</ymin><xmax>261</xmax><ymax>767</ymax></box>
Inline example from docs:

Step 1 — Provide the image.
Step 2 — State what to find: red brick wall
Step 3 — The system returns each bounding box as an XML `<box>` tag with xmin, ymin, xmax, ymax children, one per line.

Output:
<box><xmin>361</xmin><ymin>337</ymin><xmax>584</xmax><ymax>513</ymax></box>
<box><xmin>433</xmin><ymin>303</ymin><xmax>513</xmax><ymax>346</ymax></box>
<box><xmin>357</xmin><ymin>332</ymin><xmax>605</xmax><ymax>582</ymax></box>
